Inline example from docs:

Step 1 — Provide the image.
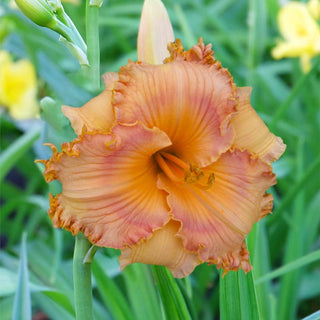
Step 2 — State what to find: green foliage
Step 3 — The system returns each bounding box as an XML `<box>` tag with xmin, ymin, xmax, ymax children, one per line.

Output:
<box><xmin>1</xmin><ymin>0</ymin><xmax>319</xmax><ymax>319</ymax></box>
<box><xmin>152</xmin><ymin>265</ymin><xmax>192</xmax><ymax>320</ymax></box>
<box><xmin>12</xmin><ymin>234</ymin><xmax>31</xmax><ymax>320</ymax></box>
<box><xmin>220</xmin><ymin>270</ymin><xmax>259</xmax><ymax>320</ymax></box>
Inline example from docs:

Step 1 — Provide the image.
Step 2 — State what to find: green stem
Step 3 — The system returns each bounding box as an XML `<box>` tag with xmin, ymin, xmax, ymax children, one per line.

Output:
<box><xmin>73</xmin><ymin>233</ymin><xmax>94</xmax><ymax>320</ymax></box>
<box><xmin>86</xmin><ymin>0</ymin><xmax>101</xmax><ymax>91</ymax></box>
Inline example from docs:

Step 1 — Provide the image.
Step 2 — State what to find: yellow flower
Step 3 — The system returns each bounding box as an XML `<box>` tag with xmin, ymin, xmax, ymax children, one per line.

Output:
<box><xmin>271</xmin><ymin>0</ymin><xmax>320</xmax><ymax>73</ymax></box>
<box><xmin>0</xmin><ymin>51</ymin><xmax>39</xmax><ymax>119</ymax></box>
<box><xmin>37</xmin><ymin>0</ymin><xmax>286</xmax><ymax>277</ymax></box>
<box><xmin>308</xmin><ymin>0</ymin><xmax>320</xmax><ymax>19</ymax></box>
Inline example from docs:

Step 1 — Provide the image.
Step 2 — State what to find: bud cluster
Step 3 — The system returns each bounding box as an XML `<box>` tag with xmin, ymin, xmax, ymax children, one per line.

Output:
<box><xmin>15</xmin><ymin>0</ymin><xmax>88</xmax><ymax>65</ymax></box>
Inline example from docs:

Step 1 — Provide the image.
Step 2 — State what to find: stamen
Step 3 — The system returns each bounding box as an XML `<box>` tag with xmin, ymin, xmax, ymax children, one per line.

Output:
<box><xmin>160</xmin><ymin>152</ymin><xmax>189</xmax><ymax>170</ymax></box>
<box><xmin>155</xmin><ymin>153</ymin><xmax>183</xmax><ymax>183</ymax></box>
<box><xmin>155</xmin><ymin>152</ymin><xmax>215</xmax><ymax>190</ymax></box>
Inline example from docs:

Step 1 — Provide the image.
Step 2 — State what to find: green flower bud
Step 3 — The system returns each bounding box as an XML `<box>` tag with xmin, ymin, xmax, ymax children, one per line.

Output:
<box><xmin>15</xmin><ymin>0</ymin><xmax>56</xmax><ymax>28</ymax></box>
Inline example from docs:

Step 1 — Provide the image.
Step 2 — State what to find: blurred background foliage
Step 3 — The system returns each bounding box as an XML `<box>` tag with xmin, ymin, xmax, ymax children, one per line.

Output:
<box><xmin>0</xmin><ymin>0</ymin><xmax>319</xmax><ymax>319</ymax></box>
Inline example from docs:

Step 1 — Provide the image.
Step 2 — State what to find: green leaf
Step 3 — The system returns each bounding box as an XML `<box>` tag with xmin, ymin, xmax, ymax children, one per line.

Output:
<box><xmin>255</xmin><ymin>249</ymin><xmax>320</xmax><ymax>284</ymax></box>
<box><xmin>32</xmin><ymin>293</ymin><xmax>75</xmax><ymax>320</ymax></box>
<box><xmin>299</xmin><ymin>270</ymin><xmax>320</xmax><ymax>300</ymax></box>
<box><xmin>0</xmin><ymin>267</ymin><xmax>57</xmax><ymax>297</ymax></box>
<box><xmin>0</xmin><ymin>296</ymin><xmax>15</xmax><ymax>320</ymax></box>
<box><xmin>301</xmin><ymin>310</ymin><xmax>320</xmax><ymax>320</ymax></box>
<box><xmin>37</xmin><ymin>52</ymin><xmax>91</xmax><ymax>106</ymax></box>
<box><xmin>40</xmin><ymin>97</ymin><xmax>76</xmax><ymax>148</ymax></box>
<box><xmin>123</xmin><ymin>264</ymin><xmax>162</xmax><ymax>320</ymax></box>
<box><xmin>247</xmin><ymin>222</ymin><xmax>273</xmax><ymax>320</ymax></box>
<box><xmin>152</xmin><ymin>265</ymin><xmax>192</xmax><ymax>320</ymax></box>
<box><xmin>92</xmin><ymin>257</ymin><xmax>134</xmax><ymax>320</ymax></box>
<box><xmin>219</xmin><ymin>269</ymin><xmax>260</xmax><ymax>320</ymax></box>
<box><xmin>248</xmin><ymin>0</ymin><xmax>267</xmax><ymax>68</ymax></box>
<box><xmin>0</xmin><ymin>127</ymin><xmax>41</xmax><ymax>182</ymax></box>
<box><xmin>12</xmin><ymin>233</ymin><xmax>31</xmax><ymax>320</ymax></box>
<box><xmin>273</xmin><ymin>153</ymin><xmax>320</xmax><ymax>218</ymax></box>
<box><xmin>269</xmin><ymin>57</ymin><xmax>320</xmax><ymax>130</ymax></box>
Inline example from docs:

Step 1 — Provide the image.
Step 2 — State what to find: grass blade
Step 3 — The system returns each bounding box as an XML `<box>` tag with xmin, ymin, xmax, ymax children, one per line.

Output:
<box><xmin>302</xmin><ymin>310</ymin><xmax>320</xmax><ymax>320</ymax></box>
<box><xmin>91</xmin><ymin>258</ymin><xmax>134</xmax><ymax>320</ymax></box>
<box><xmin>220</xmin><ymin>269</ymin><xmax>259</xmax><ymax>320</ymax></box>
<box><xmin>255</xmin><ymin>249</ymin><xmax>320</xmax><ymax>284</ymax></box>
<box><xmin>247</xmin><ymin>222</ymin><xmax>273</xmax><ymax>320</ymax></box>
<box><xmin>0</xmin><ymin>127</ymin><xmax>41</xmax><ymax>182</ymax></box>
<box><xmin>269</xmin><ymin>57</ymin><xmax>320</xmax><ymax>130</ymax></box>
<box><xmin>152</xmin><ymin>265</ymin><xmax>191</xmax><ymax>320</ymax></box>
<box><xmin>273</xmin><ymin>153</ymin><xmax>320</xmax><ymax>217</ymax></box>
<box><xmin>123</xmin><ymin>264</ymin><xmax>162</xmax><ymax>320</ymax></box>
<box><xmin>248</xmin><ymin>0</ymin><xmax>267</xmax><ymax>69</ymax></box>
<box><xmin>12</xmin><ymin>233</ymin><xmax>31</xmax><ymax>320</ymax></box>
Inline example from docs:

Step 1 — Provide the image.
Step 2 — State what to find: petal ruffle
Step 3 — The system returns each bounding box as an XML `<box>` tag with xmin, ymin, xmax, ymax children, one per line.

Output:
<box><xmin>62</xmin><ymin>72</ymin><xmax>118</xmax><ymax>135</ymax></box>
<box><xmin>119</xmin><ymin>220</ymin><xmax>200</xmax><ymax>278</ymax></box>
<box><xmin>39</xmin><ymin>123</ymin><xmax>172</xmax><ymax>248</ymax></box>
<box><xmin>231</xmin><ymin>87</ymin><xmax>286</xmax><ymax>164</ymax></box>
<box><xmin>157</xmin><ymin>149</ymin><xmax>276</xmax><ymax>273</ymax></box>
<box><xmin>115</xmin><ymin>60</ymin><xmax>237</xmax><ymax>167</ymax></box>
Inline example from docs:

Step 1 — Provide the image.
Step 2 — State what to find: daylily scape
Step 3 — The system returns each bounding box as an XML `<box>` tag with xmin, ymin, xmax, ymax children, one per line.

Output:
<box><xmin>38</xmin><ymin>0</ymin><xmax>286</xmax><ymax>277</ymax></box>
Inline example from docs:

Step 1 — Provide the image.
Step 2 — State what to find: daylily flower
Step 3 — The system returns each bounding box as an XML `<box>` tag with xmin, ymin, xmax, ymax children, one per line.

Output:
<box><xmin>271</xmin><ymin>0</ymin><xmax>320</xmax><ymax>73</ymax></box>
<box><xmin>38</xmin><ymin>0</ymin><xmax>286</xmax><ymax>277</ymax></box>
<box><xmin>0</xmin><ymin>51</ymin><xmax>39</xmax><ymax>119</ymax></box>
<box><xmin>308</xmin><ymin>0</ymin><xmax>320</xmax><ymax>19</ymax></box>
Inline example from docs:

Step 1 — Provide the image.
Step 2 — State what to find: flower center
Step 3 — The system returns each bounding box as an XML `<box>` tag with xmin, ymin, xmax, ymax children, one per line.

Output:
<box><xmin>155</xmin><ymin>152</ymin><xmax>215</xmax><ymax>189</ymax></box>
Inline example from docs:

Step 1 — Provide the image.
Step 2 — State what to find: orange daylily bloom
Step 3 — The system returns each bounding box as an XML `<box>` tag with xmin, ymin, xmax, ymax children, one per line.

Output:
<box><xmin>38</xmin><ymin>1</ymin><xmax>286</xmax><ymax>278</ymax></box>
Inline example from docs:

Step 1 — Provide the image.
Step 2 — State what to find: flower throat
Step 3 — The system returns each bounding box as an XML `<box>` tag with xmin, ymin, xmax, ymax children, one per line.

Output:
<box><xmin>155</xmin><ymin>151</ymin><xmax>215</xmax><ymax>189</ymax></box>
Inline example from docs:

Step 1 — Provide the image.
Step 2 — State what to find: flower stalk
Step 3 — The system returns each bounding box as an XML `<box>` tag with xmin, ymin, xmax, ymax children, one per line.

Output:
<box><xmin>73</xmin><ymin>233</ymin><xmax>94</xmax><ymax>320</ymax></box>
<box><xmin>85</xmin><ymin>0</ymin><xmax>102</xmax><ymax>91</ymax></box>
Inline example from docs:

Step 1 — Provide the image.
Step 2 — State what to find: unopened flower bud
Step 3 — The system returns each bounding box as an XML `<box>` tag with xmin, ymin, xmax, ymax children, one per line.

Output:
<box><xmin>15</xmin><ymin>0</ymin><xmax>56</xmax><ymax>28</ymax></box>
<box><xmin>138</xmin><ymin>0</ymin><xmax>174</xmax><ymax>64</ymax></box>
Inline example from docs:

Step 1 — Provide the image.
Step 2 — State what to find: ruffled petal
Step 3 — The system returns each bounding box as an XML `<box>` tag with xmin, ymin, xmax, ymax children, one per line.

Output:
<box><xmin>271</xmin><ymin>38</ymin><xmax>319</xmax><ymax>59</ymax></box>
<box><xmin>115</xmin><ymin>59</ymin><xmax>236</xmax><ymax>167</ymax></box>
<box><xmin>157</xmin><ymin>149</ymin><xmax>276</xmax><ymax>273</ymax></box>
<box><xmin>231</xmin><ymin>87</ymin><xmax>286</xmax><ymax>164</ymax></box>
<box><xmin>119</xmin><ymin>220</ymin><xmax>200</xmax><ymax>278</ymax></box>
<box><xmin>137</xmin><ymin>0</ymin><xmax>174</xmax><ymax>64</ymax></box>
<box><xmin>62</xmin><ymin>72</ymin><xmax>118</xmax><ymax>135</ymax></box>
<box><xmin>39</xmin><ymin>123</ymin><xmax>172</xmax><ymax>248</ymax></box>
<box><xmin>213</xmin><ymin>241</ymin><xmax>252</xmax><ymax>274</ymax></box>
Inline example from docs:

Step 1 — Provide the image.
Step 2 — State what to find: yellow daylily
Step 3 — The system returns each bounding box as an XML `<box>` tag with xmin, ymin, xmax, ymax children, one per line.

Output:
<box><xmin>308</xmin><ymin>0</ymin><xmax>320</xmax><ymax>19</ymax></box>
<box><xmin>0</xmin><ymin>51</ymin><xmax>39</xmax><ymax>119</ymax></box>
<box><xmin>38</xmin><ymin>0</ymin><xmax>285</xmax><ymax>277</ymax></box>
<box><xmin>271</xmin><ymin>0</ymin><xmax>320</xmax><ymax>73</ymax></box>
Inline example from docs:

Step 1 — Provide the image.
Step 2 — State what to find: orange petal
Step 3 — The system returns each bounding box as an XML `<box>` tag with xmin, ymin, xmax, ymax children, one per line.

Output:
<box><xmin>115</xmin><ymin>60</ymin><xmax>237</xmax><ymax>167</ymax></box>
<box><xmin>119</xmin><ymin>220</ymin><xmax>200</xmax><ymax>278</ymax></box>
<box><xmin>40</xmin><ymin>123</ymin><xmax>172</xmax><ymax>248</ymax></box>
<box><xmin>164</xmin><ymin>38</ymin><xmax>216</xmax><ymax>65</ymax></box>
<box><xmin>138</xmin><ymin>0</ymin><xmax>174</xmax><ymax>64</ymax></box>
<box><xmin>213</xmin><ymin>241</ymin><xmax>252</xmax><ymax>274</ymax></box>
<box><xmin>62</xmin><ymin>72</ymin><xmax>118</xmax><ymax>135</ymax></box>
<box><xmin>157</xmin><ymin>149</ymin><xmax>276</xmax><ymax>273</ymax></box>
<box><xmin>231</xmin><ymin>87</ymin><xmax>286</xmax><ymax>164</ymax></box>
